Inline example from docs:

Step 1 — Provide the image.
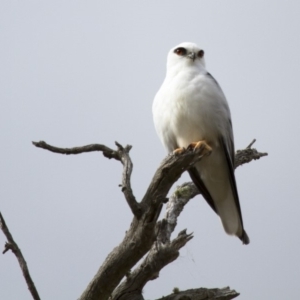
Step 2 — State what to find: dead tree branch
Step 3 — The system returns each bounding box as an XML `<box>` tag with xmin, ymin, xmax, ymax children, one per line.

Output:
<box><xmin>235</xmin><ymin>139</ymin><xmax>267</xmax><ymax>168</ymax></box>
<box><xmin>155</xmin><ymin>286</ymin><xmax>239</xmax><ymax>300</ymax></box>
<box><xmin>115</xmin><ymin>142</ymin><xmax>141</xmax><ymax>218</ymax></box>
<box><xmin>31</xmin><ymin>139</ymin><xmax>267</xmax><ymax>300</ymax></box>
<box><xmin>78</xmin><ymin>145</ymin><xmax>210</xmax><ymax>300</ymax></box>
<box><xmin>33</xmin><ymin>140</ymin><xmax>211</xmax><ymax>300</ymax></box>
<box><xmin>32</xmin><ymin>140</ymin><xmax>141</xmax><ymax>218</ymax></box>
<box><xmin>109</xmin><ymin>140</ymin><xmax>267</xmax><ymax>299</ymax></box>
<box><xmin>0</xmin><ymin>212</ymin><xmax>41</xmax><ymax>300</ymax></box>
<box><xmin>111</xmin><ymin>229</ymin><xmax>193</xmax><ymax>300</ymax></box>
<box><xmin>32</xmin><ymin>140</ymin><xmax>121</xmax><ymax>160</ymax></box>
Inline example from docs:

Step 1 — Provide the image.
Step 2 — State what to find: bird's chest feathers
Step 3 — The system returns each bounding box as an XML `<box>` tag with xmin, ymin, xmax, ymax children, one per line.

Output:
<box><xmin>161</xmin><ymin>74</ymin><xmax>219</xmax><ymax>146</ymax></box>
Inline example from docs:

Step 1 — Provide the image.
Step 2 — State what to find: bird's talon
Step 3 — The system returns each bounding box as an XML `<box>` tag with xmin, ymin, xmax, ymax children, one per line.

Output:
<box><xmin>187</xmin><ymin>141</ymin><xmax>212</xmax><ymax>156</ymax></box>
<box><xmin>173</xmin><ymin>147</ymin><xmax>186</xmax><ymax>155</ymax></box>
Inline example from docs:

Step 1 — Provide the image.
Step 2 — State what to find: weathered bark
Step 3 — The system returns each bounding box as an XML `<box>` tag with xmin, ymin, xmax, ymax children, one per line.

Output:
<box><xmin>77</xmin><ymin>143</ymin><xmax>211</xmax><ymax>300</ymax></box>
<box><xmin>0</xmin><ymin>140</ymin><xmax>267</xmax><ymax>300</ymax></box>
<box><xmin>155</xmin><ymin>286</ymin><xmax>239</xmax><ymax>300</ymax></box>
<box><xmin>32</xmin><ymin>139</ymin><xmax>267</xmax><ymax>300</ymax></box>
<box><xmin>111</xmin><ymin>141</ymin><xmax>267</xmax><ymax>299</ymax></box>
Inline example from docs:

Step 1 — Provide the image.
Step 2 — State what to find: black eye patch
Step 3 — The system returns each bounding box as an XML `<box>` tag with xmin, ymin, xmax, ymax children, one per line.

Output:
<box><xmin>174</xmin><ymin>47</ymin><xmax>187</xmax><ymax>56</ymax></box>
<box><xmin>198</xmin><ymin>50</ymin><xmax>204</xmax><ymax>58</ymax></box>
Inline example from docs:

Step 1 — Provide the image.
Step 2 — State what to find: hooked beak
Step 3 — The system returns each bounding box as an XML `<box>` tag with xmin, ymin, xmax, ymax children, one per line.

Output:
<box><xmin>187</xmin><ymin>52</ymin><xmax>195</xmax><ymax>61</ymax></box>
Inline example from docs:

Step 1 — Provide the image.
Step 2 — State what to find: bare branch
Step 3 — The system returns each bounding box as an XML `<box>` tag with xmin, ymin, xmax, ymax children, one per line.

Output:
<box><xmin>0</xmin><ymin>212</ymin><xmax>41</xmax><ymax>300</ymax></box>
<box><xmin>79</xmin><ymin>146</ymin><xmax>209</xmax><ymax>300</ymax></box>
<box><xmin>32</xmin><ymin>140</ymin><xmax>141</xmax><ymax>218</ymax></box>
<box><xmin>115</xmin><ymin>142</ymin><xmax>142</xmax><ymax>219</ymax></box>
<box><xmin>141</xmin><ymin>146</ymin><xmax>211</xmax><ymax>211</ymax></box>
<box><xmin>32</xmin><ymin>139</ymin><xmax>267</xmax><ymax>300</ymax></box>
<box><xmin>111</xmin><ymin>230</ymin><xmax>193</xmax><ymax>300</ymax></box>
<box><xmin>155</xmin><ymin>286</ymin><xmax>239</xmax><ymax>300</ymax></box>
<box><xmin>32</xmin><ymin>140</ymin><xmax>121</xmax><ymax>160</ymax></box>
<box><xmin>110</xmin><ymin>140</ymin><xmax>267</xmax><ymax>298</ymax></box>
<box><xmin>158</xmin><ymin>182</ymin><xmax>198</xmax><ymax>244</ymax></box>
<box><xmin>246</xmin><ymin>138</ymin><xmax>256</xmax><ymax>149</ymax></box>
<box><xmin>235</xmin><ymin>139</ymin><xmax>268</xmax><ymax>168</ymax></box>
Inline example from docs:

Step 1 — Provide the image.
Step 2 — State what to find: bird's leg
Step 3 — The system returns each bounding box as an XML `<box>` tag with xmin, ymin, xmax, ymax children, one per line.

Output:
<box><xmin>173</xmin><ymin>147</ymin><xmax>186</xmax><ymax>155</ymax></box>
<box><xmin>187</xmin><ymin>140</ymin><xmax>212</xmax><ymax>156</ymax></box>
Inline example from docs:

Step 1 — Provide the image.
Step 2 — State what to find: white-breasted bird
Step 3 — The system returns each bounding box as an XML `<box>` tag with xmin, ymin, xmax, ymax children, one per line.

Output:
<box><xmin>152</xmin><ymin>42</ymin><xmax>249</xmax><ymax>244</ymax></box>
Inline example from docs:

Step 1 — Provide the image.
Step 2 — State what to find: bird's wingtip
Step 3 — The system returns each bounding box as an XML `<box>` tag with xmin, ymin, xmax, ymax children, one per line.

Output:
<box><xmin>240</xmin><ymin>229</ymin><xmax>250</xmax><ymax>245</ymax></box>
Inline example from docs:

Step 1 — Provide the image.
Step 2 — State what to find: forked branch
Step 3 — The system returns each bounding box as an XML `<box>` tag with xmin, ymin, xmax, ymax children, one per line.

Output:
<box><xmin>32</xmin><ymin>140</ymin><xmax>141</xmax><ymax>218</ymax></box>
<box><xmin>30</xmin><ymin>139</ymin><xmax>267</xmax><ymax>300</ymax></box>
<box><xmin>109</xmin><ymin>140</ymin><xmax>267</xmax><ymax>299</ymax></box>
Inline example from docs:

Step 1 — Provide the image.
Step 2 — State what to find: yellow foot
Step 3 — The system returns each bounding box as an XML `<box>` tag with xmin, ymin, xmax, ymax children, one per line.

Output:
<box><xmin>187</xmin><ymin>140</ymin><xmax>212</xmax><ymax>156</ymax></box>
<box><xmin>173</xmin><ymin>147</ymin><xmax>186</xmax><ymax>156</ymax></box>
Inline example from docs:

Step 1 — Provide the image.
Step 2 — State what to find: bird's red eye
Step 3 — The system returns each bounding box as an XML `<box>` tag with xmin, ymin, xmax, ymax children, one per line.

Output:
<box><xmin>174</xmin><ymin>47</ymin><xmax>187</xmax><ymax>56</ymax></box>
<box><xmin>198</xmin><ymin>50</ymin><xmax>204</xmax><ymax>58</ymax></box>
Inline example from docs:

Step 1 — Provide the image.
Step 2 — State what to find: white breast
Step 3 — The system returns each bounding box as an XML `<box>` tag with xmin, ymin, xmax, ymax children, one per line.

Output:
<box><xmin>153</xmin><ymin>69</ymin><xmax>230</xmax><ymax>152</ymax></box>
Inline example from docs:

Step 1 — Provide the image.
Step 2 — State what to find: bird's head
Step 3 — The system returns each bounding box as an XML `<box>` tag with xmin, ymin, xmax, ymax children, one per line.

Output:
<box><xmin>166</xmin><ymin>42</ymin><xmax>206</xmax><ymax>73</ymax></box>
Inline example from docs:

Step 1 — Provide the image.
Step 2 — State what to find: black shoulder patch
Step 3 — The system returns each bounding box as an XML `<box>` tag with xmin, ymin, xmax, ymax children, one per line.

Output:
<box><xmin>206</xmin><ymin>72</ymin><xmax>220</xmax><ymax>87</ymax></box>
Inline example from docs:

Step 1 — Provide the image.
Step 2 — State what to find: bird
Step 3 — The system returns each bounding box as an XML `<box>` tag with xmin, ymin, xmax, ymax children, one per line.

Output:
<box><xmin>152</xmin><ymin>42</ymin><xmax>249</xmax><ymax>244</ymax></box>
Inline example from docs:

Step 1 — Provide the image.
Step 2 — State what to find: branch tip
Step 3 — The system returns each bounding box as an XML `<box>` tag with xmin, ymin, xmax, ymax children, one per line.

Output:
<box><xmin>246</xmin><ymin>139</ymin><xmax>256</xmax><ymax>149</ymax></box>
<box><xmin>115</xmin><ymin>141</ymin><xmax>123</xmax><ymax>150</ymax></box>
<box><xmin>125</xmin><ymin>145</ymin><xmax>132</xmax><ymax>152</ymax></box>
<box><xmin>3</xmin><ymin>242</ymin><xmax>11</xmax><ymax>254</ymax></box>
<box><xmin>178</xmin><ymin>229</ymin><xmax>187</xmax><ymax>236</ymax></box>
<box><xmin>0</xmin><ymin>212</ymin><xmax>5</xmax><ymax>226</ymax></box>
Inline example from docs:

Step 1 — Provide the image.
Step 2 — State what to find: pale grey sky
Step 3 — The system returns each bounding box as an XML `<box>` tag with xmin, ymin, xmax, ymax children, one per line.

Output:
<box><xmin>1</xmin><ymin>1</ymin><xmax>299</xmax><ymax>299</ymax></box>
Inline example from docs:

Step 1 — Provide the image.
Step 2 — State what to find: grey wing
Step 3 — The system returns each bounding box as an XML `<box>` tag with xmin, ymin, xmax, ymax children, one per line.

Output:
<box><xmin>220</xmin><ymin>128</ymin><xmax>242</xmax><ymax>223</ymax></box>
<box><xmin>220</xmin><ymin>125</ymin><xmax>250</xmax><ymax>244</ymax></box>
